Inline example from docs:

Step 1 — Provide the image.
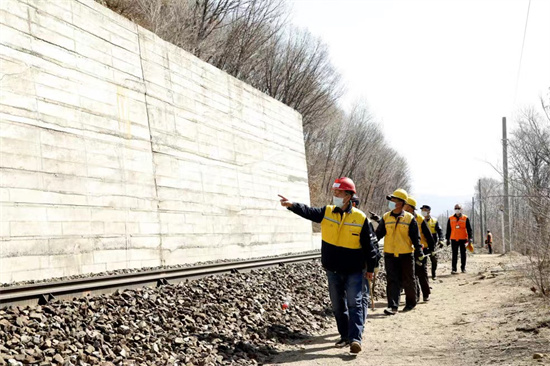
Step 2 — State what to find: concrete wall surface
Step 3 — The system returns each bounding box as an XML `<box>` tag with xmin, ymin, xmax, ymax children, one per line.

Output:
<box><xmin>0</xmin><ymin>0</ymin><xmax>314</xmax><ymax>283</ymax></box>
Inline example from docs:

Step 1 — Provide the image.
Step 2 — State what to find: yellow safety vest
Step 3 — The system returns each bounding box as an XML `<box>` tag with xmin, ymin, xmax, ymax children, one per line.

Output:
<box><xmin>425</xmin><ymin>217</ymin><xmax>438</xmax><ymax>234</ymax></box>
<box><xmin>415</xmin><ymin>213</ymin><xmax>429</xmax><ymax>249</ymax></box>
<box><xmin>382</xmin><ymin>211</ymin><xmax>415</xmax><ymax>255</ymax></box>
<box><xmin>320</xmin><ymin>206</ymin><xmax>366</xmax><ymax>249</ymax></box>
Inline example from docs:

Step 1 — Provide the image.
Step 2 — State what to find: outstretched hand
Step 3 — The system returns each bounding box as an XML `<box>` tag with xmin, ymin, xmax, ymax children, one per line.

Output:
<box><xmin>368</xmin><ymin>211</ymin><xmax>381</xmax><ymax>222</ymax></box>
<box><xmin>278</xmin><ymin>194</ymin><xmax>293</xmax><ymax>208</ymax></box>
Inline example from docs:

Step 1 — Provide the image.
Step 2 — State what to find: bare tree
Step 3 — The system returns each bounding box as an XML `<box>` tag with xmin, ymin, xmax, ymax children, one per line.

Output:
<box><xmin>98</xmin><ymin>0</ymin><xmax>412</xmax><ymax>231</ymax></box>
<box><xmin>304</xmin><ymin>100</ymin><xmax>411</xmax><ymax>214</ymax></box>
<box><xmin>208</xmin><ymin>0</ymin><xmax>287</xmax><ymax>79</ymax></box>
<box><xmin>474</xmin><ymin>102</ymin><xmax>550</xmax><ymax>296</ymax></box>
<box><xmin>252</xmin><ymin>28</ymin><xmax>344</xmax><ymax>130</ymax></box>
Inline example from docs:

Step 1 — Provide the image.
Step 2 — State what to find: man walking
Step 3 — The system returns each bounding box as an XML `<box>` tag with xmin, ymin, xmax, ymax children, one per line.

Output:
<box><xmin>485</xmin><ymin>230</ymin><xmax>493</xmax><ymax>254</ymax></box>
<box><xmin>280</xmin><ymin>177</ymin><xmax>377</xmax><ymax>355</ymax></box>
<box><xmin>404</xmin><ymin>197</ymin><xmax>435</xmax><ymax>302</ymax></box>
<box><xmin>375</xmin><ymin>189</ymin><xmax>423</xmax><ymax>315</ymax></box>
<box><xmin>446</xmin><ymin>204</ymin><xmax>473</xmax><ymax>274</ymax></box>
<box><xmin>420</xmin><ymin>205</ymin><xmax>444</xmax><ymax>280</ymax></box>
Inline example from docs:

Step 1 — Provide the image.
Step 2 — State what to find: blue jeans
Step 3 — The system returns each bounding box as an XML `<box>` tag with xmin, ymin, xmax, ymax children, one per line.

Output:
<box><xmin>326</xmin><ymin>270</ymin><xmax>364</xmax><ymax>343</ymax></box>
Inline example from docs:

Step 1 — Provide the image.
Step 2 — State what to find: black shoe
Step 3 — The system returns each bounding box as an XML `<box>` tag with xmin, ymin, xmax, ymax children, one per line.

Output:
<box><xmin>384</xmin><ymin>307</ymin><xmax>398</xmax><ymax>315</ymax></box>
<box><xmin>461</xmin><ymin>269</ymin><xmax>467</xmax><ymax>273</ymax></box>
<box><xmin>451</xmin><ymin>270</ymin><xmax>458</xmax><ymax>275</ymax></box>
<box><xmin>432</xmin><ymin>276</ymin><xmax>437</xmax><ymax>280</ymax></box>
<box><xmin>402</xmin><ymin>305</ymin><xmax>415</xmax><ymax>312</ymax></box>
<box><xmin>423</xmin><ymin>296</ymin><xmax>430</xmax><ymax>301</ymax></box>
<box><xmin>335</xmin><ymin>338</ymin><xmax>349</xmax><ymax>348</ymax></box>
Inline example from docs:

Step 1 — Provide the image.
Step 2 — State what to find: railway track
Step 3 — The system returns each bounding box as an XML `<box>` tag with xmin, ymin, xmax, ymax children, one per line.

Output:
<box><xmin>0</xmin><ymin>252</ymin><xmax>321</xmax><ymax>308</ymax></box>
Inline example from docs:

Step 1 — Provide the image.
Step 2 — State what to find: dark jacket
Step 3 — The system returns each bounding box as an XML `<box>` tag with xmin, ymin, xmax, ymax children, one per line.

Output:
<box><xmin>369</xmin><ymin>221</ymin><xmax>382</xmax><ymax>267</ymax></box>
<box><xmin>288</xmin><ymin>203</ymin><xmax>378</xmax><ymax>273</ymax></box>
<box><xmin>430</xmin><ymin>218</ymin><xmax>444</xmax><ymax>243</ymax></box>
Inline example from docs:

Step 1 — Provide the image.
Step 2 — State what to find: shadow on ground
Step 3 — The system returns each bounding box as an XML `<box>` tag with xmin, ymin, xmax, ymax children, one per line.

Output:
<box><xmin>265</xmin><ymin>332</ymin><xmax>362</xmax><ymax>364</ymax></box>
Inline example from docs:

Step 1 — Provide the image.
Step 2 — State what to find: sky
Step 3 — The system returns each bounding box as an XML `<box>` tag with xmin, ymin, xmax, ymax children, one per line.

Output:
<box><xmin>289</xmin><ymin>0</ymin><xmax>550</xmax><ymax>216</ymax></box>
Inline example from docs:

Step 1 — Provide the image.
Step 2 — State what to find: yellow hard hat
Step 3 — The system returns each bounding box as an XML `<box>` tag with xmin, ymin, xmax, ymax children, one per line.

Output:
<box><xmin>386</xmin><ymin>189</ymin><xmax>408</xmax><ymax>202</ymax></box>
<box><xmin>406</xmin><ymin>196</ymin><xmax>417</xmax><ymax>209</ymax></box>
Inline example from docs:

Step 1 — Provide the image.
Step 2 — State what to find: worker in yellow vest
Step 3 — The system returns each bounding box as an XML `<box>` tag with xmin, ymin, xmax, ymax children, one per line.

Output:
<box><xmin>404</xmin><ymin>197</ymin><xmax>435</xmax><ymax>302</ymax></box>
<box><xmin>280</xmin><ymin>177</ymin><xmax>378</xmax><ymax>355</ymax></box>
<box><xmin>445</xmin><ymin>203</ymin><xmax>473</xmax><ymax>274</ymax></box>
<box><xmin>420</xmin><ymin>205</ymin><xmax>444</xmax><ymax>280</ymax></box>
<box><xmin>375</xmin><ymin>189</ymin><xmax>423</xmax><ymax>315</ymax></box>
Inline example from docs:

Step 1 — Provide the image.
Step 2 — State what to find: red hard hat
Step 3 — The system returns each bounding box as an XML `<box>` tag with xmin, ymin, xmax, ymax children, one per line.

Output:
<box><xmin>332</xmin><ymin>177</ymin><xmax>356</xmax><ymax>193</ymax></box>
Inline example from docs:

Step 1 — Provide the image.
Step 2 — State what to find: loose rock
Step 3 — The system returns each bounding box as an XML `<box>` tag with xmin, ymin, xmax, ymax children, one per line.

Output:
<box><xmin>0</xmin><ymin>260</ymin><xmax>333</xmax><ymax>365</ymax></box>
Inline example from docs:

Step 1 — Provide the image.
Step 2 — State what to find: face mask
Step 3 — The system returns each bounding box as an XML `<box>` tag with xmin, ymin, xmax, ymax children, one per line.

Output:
<box><xmin>421</xmin><ymin>210</ymin><xmax>428</xmax><ymax>217</ymax></box>
<box><xmin>455</xmin><ymin>209</ymin><xmax>462</xmax><ymax>214</ymax></box>
<box><xmin>333</xmin><ymin>196</ymin><xmax>345</xmax><ymax>208</ymax></box>
<box><xmin>388</xmin><ymin>201</ymin><xmax>396</xmax><ymax>210</ymax></box>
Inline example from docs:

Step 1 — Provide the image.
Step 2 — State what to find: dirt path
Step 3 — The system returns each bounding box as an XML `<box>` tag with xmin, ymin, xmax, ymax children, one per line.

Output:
<box><xmin>266</xmin><ymin>253</ymin><xmax>550</xmax><ymax>366</ymax></box>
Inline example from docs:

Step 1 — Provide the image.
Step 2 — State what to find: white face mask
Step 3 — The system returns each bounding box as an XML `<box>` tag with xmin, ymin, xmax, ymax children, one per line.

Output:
<box><xmin>455</xmin><ymin>209</ymin><xmax>462</xmax><ymax>215</ymax></box>
<box><xmin>388</xmin><ymin>201</ymin><xmax>396</xmax><ymax>210</ymax></box>
<box><xmin>333</xmin><ymin>196</ymin><xmax>345</xmax><ymax>208</ymax></box>
<box><xmin>421</xmin><ymin>210</ymin><xmax>428</xmax><ymax>217</ymax></box>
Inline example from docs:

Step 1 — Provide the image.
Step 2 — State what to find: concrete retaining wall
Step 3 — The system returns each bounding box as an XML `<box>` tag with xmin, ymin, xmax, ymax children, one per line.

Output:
<box><xmin>0</xmin><ymin>0</ymin><xmax>314</xmax><ymax>283</ymax></box>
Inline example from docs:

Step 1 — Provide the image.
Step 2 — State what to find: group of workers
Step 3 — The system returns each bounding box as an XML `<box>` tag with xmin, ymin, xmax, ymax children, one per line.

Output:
<box><xmin>279</xmin><ymin>177</ymin><xmax>475</xmax><ymax>355</ymax></box>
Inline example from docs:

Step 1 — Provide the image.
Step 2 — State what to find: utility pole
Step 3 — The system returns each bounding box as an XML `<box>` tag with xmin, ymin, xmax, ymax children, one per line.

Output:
<box><xmin>500</xmin><ymin>208</ymin><xmax>505</xmax><ymax>253</ymax></box>
<box><xmin>502</xmin><ymin>117</ymin><xmax>511</xmax><ymax>252</ymax></box>
<box><xmin>484</xmin><ymin>197</ymin><xmax>488</xmax><ymax>245</ymax></box>
<box><xmin>478</xmin><ymin>179</ymin><xmax>484</xmax><ymax>246</ymax></box>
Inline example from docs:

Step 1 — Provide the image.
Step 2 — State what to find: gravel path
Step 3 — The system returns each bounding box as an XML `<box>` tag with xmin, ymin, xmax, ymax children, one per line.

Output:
<box><xmin>266</xmin><ymin>253</ymin><xmax>550</xmax><ymax>366</ymax></box>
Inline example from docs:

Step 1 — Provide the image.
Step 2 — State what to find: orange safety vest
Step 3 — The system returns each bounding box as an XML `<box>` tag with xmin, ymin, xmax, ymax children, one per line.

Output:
<box><xmin>486</xmin><ymin>233</ymin><xmax>493</xmax><ymax>243</ymax></box>
<box><xmin>449</xmin><ymin>214</ymin><xmax>468</xmax><ymax>240</ymax></box>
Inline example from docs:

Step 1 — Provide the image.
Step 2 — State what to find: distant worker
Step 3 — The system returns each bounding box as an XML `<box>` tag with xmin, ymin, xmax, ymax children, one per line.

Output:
<box><xmin>375</xmin><ymin>189</ymin><xmax>422</xmax><ymax>315</ymax></box>
<box><xmin>404</xmin><ymin>197</ymin><xmax>435</xmax><ymax>302</ymax></box>
<box><xmin>445</xmin><ymin>204</ymin><xmax>473</xmax><ymax>274</ymax></box>
<box><xmin>485</xmin><ymin>230</ymin><xmax>493</xmax><ymax>254</ymax></box>
<box><xmin>351</xmin><ymin>195</ymin><xmax>381</xmax><ymax>320</ymax></box>
<box><xmin>420</xmin><ymin>205</ymin><xmax>444</xmax><ymax>280</ymax></box>
<box><xmin>280</xmin><ymin>178</ymin><xmax>378</xmax><ymax>355</ymax></box>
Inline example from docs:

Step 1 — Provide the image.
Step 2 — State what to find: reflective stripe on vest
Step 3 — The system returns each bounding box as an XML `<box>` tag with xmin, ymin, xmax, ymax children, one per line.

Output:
<box><xmin>416</xmin><ymin>213</ymin><xmax>428</xmax><ymax>249</ymax></box>
<box><xmin>426</xmin><ymin>217</ymin><xmax>438</xmax><ymax>234</ymax></box>
<box><xmin>382</xmin><ymin>211</ymin><xmax>415</xmax><ymax>255</ymax></box>
<box><xmin>449</xmin><ymin>214</ymin><xmax>468</xmax><ymax>240</ymax></box>
<box><xmin>320</xmin><ymin>206</ymin><xmax>366</xmax><ymax>249</ymax></box>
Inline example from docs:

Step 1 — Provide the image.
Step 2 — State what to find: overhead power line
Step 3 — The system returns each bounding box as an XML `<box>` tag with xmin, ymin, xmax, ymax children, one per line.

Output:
<box><xmin>514</xmin><ymin>0</ymin><xmax>532</xmax><ymax>104</ymax></box>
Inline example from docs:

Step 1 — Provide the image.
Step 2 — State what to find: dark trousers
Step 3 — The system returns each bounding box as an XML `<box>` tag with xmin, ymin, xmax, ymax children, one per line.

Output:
<box><xmin>385</xmin><ymin>253</ymin><xmax>416</xmax><ymax>309</ymax></box>
<box><xmin>326</xmin><ymin>270</ymin><xmax>364</xmax><ymax>343</ymax></box>
<box><xmin>430</xmin><ymin>253</ymin><xmax>438</xmax><ymax>278</ymax></box>
<box><xmin>415</xmin><ymin>257</ymin><xmax>430</xmax><ymax>300</ymax></box>
<box><xmin>451</xmin><ymin>240</ymin><xmax>468</xmax><ymax>271</ymax></box>
<box><xmin>488</xmin><ymin>243</ymin><xmax>493</xmax><ymax>254</ymax></box>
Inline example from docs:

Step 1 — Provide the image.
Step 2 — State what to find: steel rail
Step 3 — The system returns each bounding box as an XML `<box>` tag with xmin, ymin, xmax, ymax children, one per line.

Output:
<box><xmin>0</xmin><ymin>252</ymin><xmax>321</xmax><ymax>308</ymax></box>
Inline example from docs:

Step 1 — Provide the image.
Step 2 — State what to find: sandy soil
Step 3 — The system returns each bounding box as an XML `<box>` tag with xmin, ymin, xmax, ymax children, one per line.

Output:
<box><xmin>265</xmin><ymin>253</ymin><xmax>550</xmax><ymax>366</ymax></box>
